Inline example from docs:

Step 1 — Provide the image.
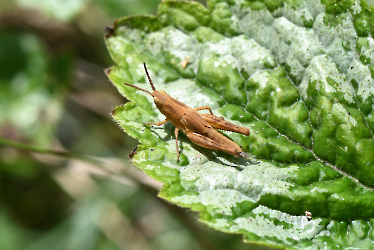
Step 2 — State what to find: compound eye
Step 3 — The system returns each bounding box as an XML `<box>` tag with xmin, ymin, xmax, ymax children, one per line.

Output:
<box><xmin>154</xmin><ymin>97</ymin><xmax>159</xmax><ymax>103</ymax></box>
<box><xmin>159</xmin><ymin>90</ymin><xmax>166</xmax><ymax>94</ymax></box>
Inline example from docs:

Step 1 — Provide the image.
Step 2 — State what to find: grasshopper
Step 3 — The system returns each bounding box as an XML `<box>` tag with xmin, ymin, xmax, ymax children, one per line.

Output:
<box><xmin>123</xmin><ymin>63</ymin><xmax>250</xmax><ymax>162</ymax></box>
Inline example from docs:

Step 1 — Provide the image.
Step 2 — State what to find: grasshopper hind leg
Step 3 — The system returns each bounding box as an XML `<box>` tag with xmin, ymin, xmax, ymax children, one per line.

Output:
<box><xmin>186</xmin><ymin>132</ymin><xmax>249</xmax><ymax>159</ymax></box>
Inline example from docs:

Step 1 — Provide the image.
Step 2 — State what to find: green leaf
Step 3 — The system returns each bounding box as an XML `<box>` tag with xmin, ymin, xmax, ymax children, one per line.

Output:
<box><xmin>105</xmin><ymin>0</ymin><xmax>374</xmax><ymax>248</ymax></box>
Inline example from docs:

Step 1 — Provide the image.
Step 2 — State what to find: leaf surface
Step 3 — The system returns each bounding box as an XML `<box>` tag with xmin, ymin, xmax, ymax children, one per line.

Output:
<box><xmin>106</xmin><ymin>0</ymin><xmax>374</xmax><ymax>248</ymax></box>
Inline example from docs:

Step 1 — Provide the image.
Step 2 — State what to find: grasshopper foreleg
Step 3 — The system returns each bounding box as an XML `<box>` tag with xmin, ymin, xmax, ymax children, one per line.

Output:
<box><xmin>144</xmin><ymin>119</ymin><xmax>182</xmax><ymax>162</ymax></box>
<box><xmin>144</xmin><ymin>119</ymin><xmax>167</xmax><ymax>126</ymax></box>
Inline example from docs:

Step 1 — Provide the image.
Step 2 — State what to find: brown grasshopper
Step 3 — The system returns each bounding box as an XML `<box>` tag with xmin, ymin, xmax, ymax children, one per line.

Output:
<box><xmin>123</xmin><ymin>63</ymin><xmax>250</xmax><ymax>162</ymax></box>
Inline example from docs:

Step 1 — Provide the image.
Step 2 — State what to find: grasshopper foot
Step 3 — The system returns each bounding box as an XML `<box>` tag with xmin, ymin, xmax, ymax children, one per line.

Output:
<box><xmin>237</xmin><ymin>152</ymin><xmax>249</xmax><ymax>159</ymax></box>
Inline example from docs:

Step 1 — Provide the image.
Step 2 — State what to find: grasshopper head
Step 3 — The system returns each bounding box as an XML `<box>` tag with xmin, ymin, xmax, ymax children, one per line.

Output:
<box><xmin>153</xmin><ymin>90</ymin><xmax>169</xmax><ymax>113</ymax></box>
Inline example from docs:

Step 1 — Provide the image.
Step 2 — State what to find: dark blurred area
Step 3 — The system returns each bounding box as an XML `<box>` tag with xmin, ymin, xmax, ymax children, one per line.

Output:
<box><xmin>0</xmin><ymin>0</ymin><xmax>268</xmax><ymax>249</ymax></box>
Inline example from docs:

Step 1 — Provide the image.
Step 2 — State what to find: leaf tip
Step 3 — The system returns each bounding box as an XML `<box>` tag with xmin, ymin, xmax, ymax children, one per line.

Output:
<box><xmin>128</xmin><ymin>146</ymin><xmax>138</xmax><ymax>159</ymax></box>
<box><xmin>105</xmin><ymin>67</ymin><xmax>112</xmax><ymax>76</ymax></box>
<box><xmin>104</xmin><ymin>25</ymin><xmax>115</xmax><ymax>38</ymax></box>
<box><xmin>110</xmin><ymin>105</ymin><xmax>121</xmax><ymax>117</ymax></box>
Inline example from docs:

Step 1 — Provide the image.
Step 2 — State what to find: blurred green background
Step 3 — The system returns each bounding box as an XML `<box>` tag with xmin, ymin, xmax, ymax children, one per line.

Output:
<box><xmin>0</xmin><ymin>0</ymin><xmax>270</xmax><ymax>249</ymax></box>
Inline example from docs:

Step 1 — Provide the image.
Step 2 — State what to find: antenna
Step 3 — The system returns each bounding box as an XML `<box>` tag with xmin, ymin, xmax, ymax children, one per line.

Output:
<box><xmin>143</xmin><ymin>62</ymin><xmax>156</xmax><ymax>91</ymax></box>
<box><xmin>122</xmin><ymin>83</ymin><xmax>154</xmax><ymax>96</ymax></box>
